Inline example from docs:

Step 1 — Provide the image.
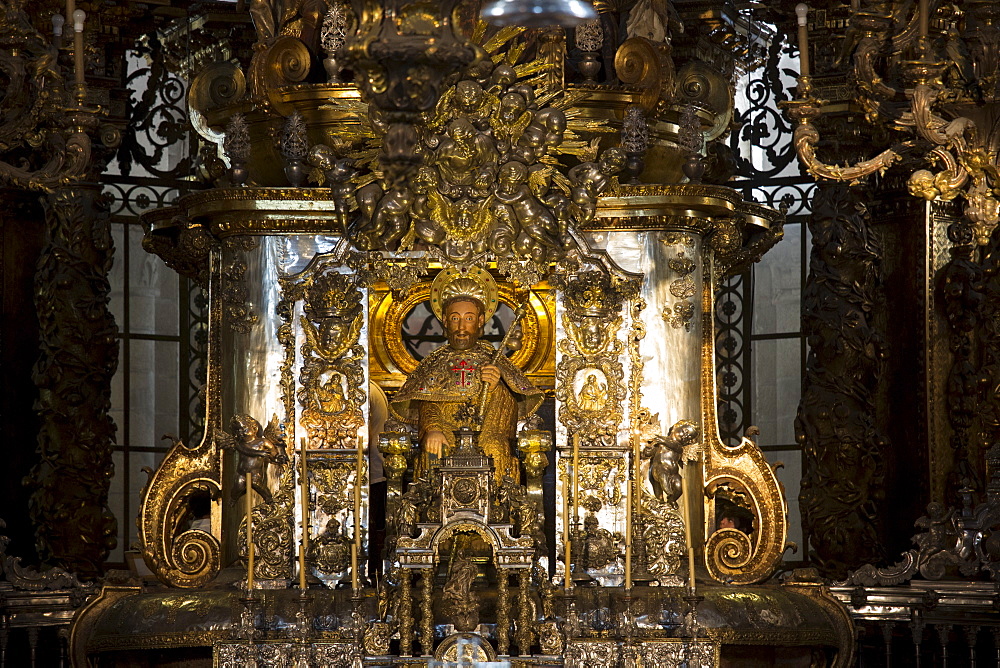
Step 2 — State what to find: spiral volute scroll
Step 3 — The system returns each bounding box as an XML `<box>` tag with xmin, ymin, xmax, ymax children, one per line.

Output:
<box><xmin>250</xmin><ymin>35</ymin><xmax>312</xmax><ymax>114</ymax></box>
<box><xmin>137</xmin><ymin>440</ymin><xmax>222</xmax><ymax>588</ymax></box>
<box><xmin>676</xmin><ymin>61</ymin><xmax>732</xmax><ymax>142</ymax></box>
<box><xmin>266</xmin><ymin>36</ymin><xmax>311</xmax><ymax>85</ymax></box>
<box><xmin>170</xmin><ymin>528</ymin><xmax>222</xmax><ymax>587</ymax></box>
<box><xmin>700</xmin><ymin>257</ymin><xmax>789</xmax><ymax>584</ymax></box>
<box><xmin>614</xmin><ymin>37</ymin><xmax>675</xmax><ymax>113</ymax></box>
<box><xmin>705</xmin><ymin>525</ymin><xmax>755</xmax><ymax>579</ymax></box>
<box><xmin>189</xmin><ymin>62</ymin><xmax>247</xmax><ymax>116</ymax></box>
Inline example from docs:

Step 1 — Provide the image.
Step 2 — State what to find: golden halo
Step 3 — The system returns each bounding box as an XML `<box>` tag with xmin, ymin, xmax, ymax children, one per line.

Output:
<box><xmin>429</xmin><ymin>266</ymin><xmax>499</xmax><ymax>322</ymax></box>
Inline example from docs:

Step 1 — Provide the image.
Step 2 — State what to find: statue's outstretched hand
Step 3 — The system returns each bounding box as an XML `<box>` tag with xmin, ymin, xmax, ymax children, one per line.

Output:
<box><xmin>481</xmin><ymin>364</ymin><xmax>501</xmax><ymax>390</ymax></box>
<box><xmin>424</xmin><ymin>430</ymin><xmax>447</xmax><ymax>457</ymax></box>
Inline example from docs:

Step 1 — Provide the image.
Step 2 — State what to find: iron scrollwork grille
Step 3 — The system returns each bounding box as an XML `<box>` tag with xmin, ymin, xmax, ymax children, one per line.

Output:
<box><xmin>717</xmin><ymin>25</ymin><xmax>815</xmax><ymax>563</ymax></box>
<box><xmin>103</xmin><ymin>38</ymin><xmax>208</xmax><ymax>566</ymax></box>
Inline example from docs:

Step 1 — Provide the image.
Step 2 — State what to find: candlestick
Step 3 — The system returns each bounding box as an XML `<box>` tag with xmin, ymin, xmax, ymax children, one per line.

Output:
<box><xmin>351</xmin><ymin>543</ymin><xmax>359</xmax><ymax>591</ymax></box>
<box><xmin>795</xmin><ymin>4</ymin><xmax>809</xmax><ymax>78</ymax></box>
<box><xmin>245</xmin><ymin>488</ymin><xmax>254</xmax><ymax>591</ymax></box>
<box><xmin>563</xmin><ymin>466</ymin><xmax>571</xmax><ymax>591</ymax></box>
<box><xmin>353</xmin><ymin>435</ymin><xmax>363</xmax><ymax>590</ymax></box>
<box><xmin>72</xmin><ymin>9</ymin><xmax>86</xmax><ymax>91</ymax></box>
<box><xmin>688</xmin><ymin>546</ymin><xmax>697</xmax><ymax>594</ymax></box>
<box><xmin>627</xmin><ymin>430</ymin><xmax>641</xmax><ymax>590</ymax></box>
<box><xmin>299</xmin><ymin>438</ymin><xmax>310</xmax><ymax>590</ymax></box>
<box><xmin>918</xmin><ymin>0</ymin><xmax>929</xmax><ymax>40</ymax></box>
<box><xmin>681</xmin><ymin>466</ymin><xmax>697</xmax><ymax>594</ymax></box>
<box><xmin>571</xmin><ymin>433</ymin><xmax>580</xmax><ymax>524</ymax></box>
<box><xmin>624</xmin><ymin>463</ymin><xmax>632</xmax><ymax>590</ymax></box>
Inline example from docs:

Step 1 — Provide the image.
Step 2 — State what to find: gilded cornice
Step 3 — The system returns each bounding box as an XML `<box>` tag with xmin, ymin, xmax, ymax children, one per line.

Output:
<box><xmin>142</xmin><ymin>187</ymin><xmax>344</xmax><ymax>239</ymax></box>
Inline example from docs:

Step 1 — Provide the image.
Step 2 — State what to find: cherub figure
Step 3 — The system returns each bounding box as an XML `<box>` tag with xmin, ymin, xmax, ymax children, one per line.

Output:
<box><xmin>217</xmin><ymin>414</ymin><xmax>287</xmax><ymax>504</ymax></box>
<box><xmin>435</xmin><ymin>79</ymin><xmax>499</xmax><ymax>132</ymax></box>
<box><xmin>493</xmin><ymin>92</ymin><xmax>533</xmax><ymax>158</ymax></box>
<box><xmin>307</xmin><ymin>143</ymin><xmax>357</xmax><ymax>233</ymax></box>
<box><xmin>409</xmin><ymin>166</ymin><xmax>450</xmax><ymax>245</ymax></box>
<box><xmin>362</xmin><ymin>185</ymin><xmax>414</xmax><ymax>249</ymax></box>
<box><xmin>494</xmin><ymin>161</ymin><xmax>561</xmax><ymax>249</ymax></box>
<box><xmin>568</xmin><ymin>147</ymin><xmax>626</xmax><ymax>223</ymax></box>
<box><xmin>645</xmin><ymin>419</ymin><xmax>700</xmax><ymax>504</ymax></box>
<box><xmin>644</xmin><ymin>435</ymin><xmax>682</xmax><ymax>505</ymax></box>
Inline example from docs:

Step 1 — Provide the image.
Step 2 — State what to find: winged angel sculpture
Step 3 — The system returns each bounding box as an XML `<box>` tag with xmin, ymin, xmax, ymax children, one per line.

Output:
<box><xmin>216</xmin><ymin>414</ymin><xmax>288</xmax><ymax>503</ymax></box>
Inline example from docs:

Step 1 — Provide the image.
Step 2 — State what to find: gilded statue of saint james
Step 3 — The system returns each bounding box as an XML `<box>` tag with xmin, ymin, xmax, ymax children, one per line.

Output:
<box><xmin>392</xmin><ymin>267</ymin><xmax>542</xmax><ymax>482</ymax></box>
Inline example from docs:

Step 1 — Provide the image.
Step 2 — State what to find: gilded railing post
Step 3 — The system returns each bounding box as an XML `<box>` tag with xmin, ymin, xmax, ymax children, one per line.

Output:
<box><xmin>419</xmin><ymin>567</ymin><xmax>434</xmax><ymax>656</ymax></box>
<box><xmin>496</xmin><ymin>566</ymin><xmax>510</xmax><ymax>655</ymax></box>
<box><xmin>398</xmin><ymin>567</ymin><xmax>414</xmax><ymax>657</ymax></box>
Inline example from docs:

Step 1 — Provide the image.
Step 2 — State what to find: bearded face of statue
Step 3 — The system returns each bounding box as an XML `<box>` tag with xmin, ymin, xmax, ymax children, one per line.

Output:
<box><xmin>444</xmin><ymin>299</ymin><xmax>485</xmax><ymax>351</ymax></box>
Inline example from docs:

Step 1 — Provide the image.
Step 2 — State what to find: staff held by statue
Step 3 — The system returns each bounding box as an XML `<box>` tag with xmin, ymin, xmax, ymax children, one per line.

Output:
<box><xmin>475</xmin><ymin>299</ymin><xmax>530</xmax><ymax>421</ymax></box>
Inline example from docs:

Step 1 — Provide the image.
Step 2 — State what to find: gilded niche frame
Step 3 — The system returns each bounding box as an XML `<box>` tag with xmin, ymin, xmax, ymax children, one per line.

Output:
<box><xmin>368</xmin><ymin>278</ymin><xmax>555</xmax><ymax>391</ymax></box>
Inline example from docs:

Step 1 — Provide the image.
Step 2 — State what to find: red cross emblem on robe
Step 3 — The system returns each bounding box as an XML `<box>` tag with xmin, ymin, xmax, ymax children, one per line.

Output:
<box><xmin>451</xmin><ymin>359</ymin><xmax>477</xmax><ymax>388</ymax></box>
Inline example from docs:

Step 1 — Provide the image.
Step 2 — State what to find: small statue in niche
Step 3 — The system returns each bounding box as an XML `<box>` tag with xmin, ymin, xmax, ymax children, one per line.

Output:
<box><xmin>496</xmin><ymin>476</ymin><xmax>543</xmax><ymax>546</ymax></box>
<box><xmin>442</xmin><ymin>553</ymin><xmax>480</xmax><ymax>631</ymax></box>
<box><xmin>314</xmin><ymin>374</ymin><xmax>347</xmax><ymax>414</ymax></box>
<box><xmin>576</xmin><ymin>372</ymin><xmax>607</xmax><ymax>412</ymax></box>
<box><xmin>395</xmin><ymin>482</ymin><xmax>426</xmax><ymax>539</ymax></box>
<box><xmin>580</xmin><ymin>513</ymin><xmax>622</xmax><ymax>570</ymax></box>
<box><xmin>217</xmin><ymin>414</ymin><xmax>287</xmax><ymax>504</ymax></box>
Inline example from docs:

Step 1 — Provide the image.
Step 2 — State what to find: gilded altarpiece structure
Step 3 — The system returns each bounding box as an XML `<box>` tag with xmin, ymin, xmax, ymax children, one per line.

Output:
<box><xmin>68</xmin><ymin>2</ymin><xmax>856</xmax><ymax>666</ymax></box>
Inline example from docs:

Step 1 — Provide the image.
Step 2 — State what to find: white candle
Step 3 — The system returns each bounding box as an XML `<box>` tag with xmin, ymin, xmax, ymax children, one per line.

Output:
<box><xmin>563</xmin><ymin>469</ymin><xmax>572</xmax><ymax>590</ymax></box>
<box><xmin>353</xmin><ymin>435</ymin><xmax>363</xmax><ymax>590</ymax></box>
<box><xmin>681</xmin><ymin>467</ymin><xmax>696</xmax><ymax>593</ymax></box>
<box><xmin>72</xmin><ymin>9</ymin><xmax>86</xmax><ymax>90</ymax></box>
<box><xmin>572</xmin><ymin>433</ymin><xmax>580</xmax><ymax>524</ymax></box>
<box><xmin>299</xmin><ymin>438</ymin><xmax>309</xmax><ymax>590</ymax></box>
<box><xmin>795</xmin><ymin>4</ymin><xmax>810</xmax><ymax>78</ymax></box>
